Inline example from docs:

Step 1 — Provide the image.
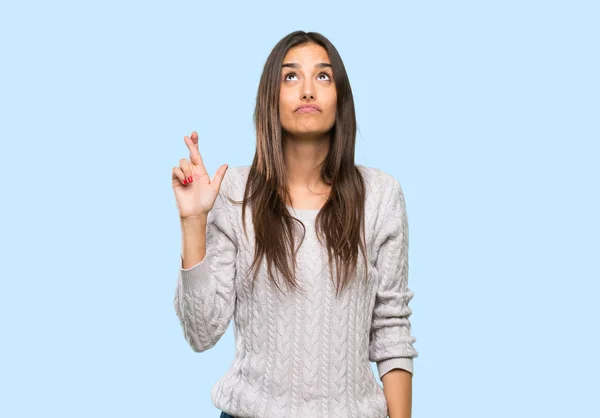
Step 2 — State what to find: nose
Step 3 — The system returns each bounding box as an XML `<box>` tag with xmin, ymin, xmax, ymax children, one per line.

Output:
<box><xmin>301</xmin><ymin>79</ymin><xmax>315</xmax><ymax>100</ymax></box>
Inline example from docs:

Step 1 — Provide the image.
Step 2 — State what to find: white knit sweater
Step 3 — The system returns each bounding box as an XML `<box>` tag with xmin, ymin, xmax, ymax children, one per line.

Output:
<box><xmin>174</xmin><ymin>165</ymin><xmax>418</xmax><ymax>418</ymax></box>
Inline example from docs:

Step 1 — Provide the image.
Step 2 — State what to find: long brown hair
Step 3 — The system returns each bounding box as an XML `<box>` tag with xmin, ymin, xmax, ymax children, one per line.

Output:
<box><xmin>228</xmin><ymin>30</ymin><xmax>368</xmax><ymax>298</ymax></box>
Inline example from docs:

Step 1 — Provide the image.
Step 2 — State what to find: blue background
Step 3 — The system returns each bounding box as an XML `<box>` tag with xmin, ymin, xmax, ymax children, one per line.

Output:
<box><xmin>1</xmin><ymin>0</ymin><xmax>598</xmax><ymax>417</ymax></box>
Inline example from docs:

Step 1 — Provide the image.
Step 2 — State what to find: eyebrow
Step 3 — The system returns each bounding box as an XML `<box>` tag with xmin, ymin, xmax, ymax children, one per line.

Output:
<box><xmin>282</xmin><ymin>62</ymin><xmax>332</xmax><ymax>70</ymax></box>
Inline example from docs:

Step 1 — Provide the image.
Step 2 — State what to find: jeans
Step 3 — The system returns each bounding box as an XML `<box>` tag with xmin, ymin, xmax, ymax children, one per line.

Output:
<box><xmin>220</xmin><ymin>412</ymin><xmax>236</xmax><ymax>418</ymax></box>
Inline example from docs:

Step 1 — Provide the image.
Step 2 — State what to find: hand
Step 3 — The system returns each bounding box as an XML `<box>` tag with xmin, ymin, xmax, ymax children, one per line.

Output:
<box><xmin>171</xmin><ymin>131</ymin><xmax>228</xmax><ymax>220</ymax></box>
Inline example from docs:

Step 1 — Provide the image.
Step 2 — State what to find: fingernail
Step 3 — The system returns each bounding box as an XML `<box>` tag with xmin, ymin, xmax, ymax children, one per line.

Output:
<box><xmin>188</xmin><ymin>176</ymin><xmax>193</xmax><ymax>183</ymax></box>
<box><xmin>183</xmin><ymin>179</ymin><xmax>187</xmax><ymax>184</ymax></box>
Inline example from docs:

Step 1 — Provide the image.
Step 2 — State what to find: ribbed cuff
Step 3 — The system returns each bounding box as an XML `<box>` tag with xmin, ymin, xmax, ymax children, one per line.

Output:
<box><xmin>377</xmin><ymin>357</ymin><xmax>413</xmax><ymax>378</ymax></box>
<box><xmin>180</xmin><ymin>254</ymin><xmax>211</xmax><ymax>294</ymax></box>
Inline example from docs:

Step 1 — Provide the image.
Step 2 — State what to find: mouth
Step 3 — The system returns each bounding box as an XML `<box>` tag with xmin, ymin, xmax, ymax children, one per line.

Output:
<box><xmin>296</xmin><ymin>107</ymin><xmax>320</xmax><ymax>113</ymax></box>
<box><xmin>296</xmin><ymin>104</ymin><xmax>321</xmax><ymax>113</ymax></box>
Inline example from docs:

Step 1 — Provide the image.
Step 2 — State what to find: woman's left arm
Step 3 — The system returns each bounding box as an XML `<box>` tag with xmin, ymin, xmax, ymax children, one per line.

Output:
<box><xmin>381</xmin><ymin>369</ymin><xmax>412</xmax><ymax>418</ymax></box>
<box><xmin>369</xmin><ymin>177</ymin><xmax>418</xmax><ymax>418</ymax></box>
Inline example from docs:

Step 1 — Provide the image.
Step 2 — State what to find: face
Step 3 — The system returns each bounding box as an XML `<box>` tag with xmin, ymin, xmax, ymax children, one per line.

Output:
<box><xmin>279</xmin><ymin>43</ymin><xmax>337</xmax><ymax>139</ymax></box>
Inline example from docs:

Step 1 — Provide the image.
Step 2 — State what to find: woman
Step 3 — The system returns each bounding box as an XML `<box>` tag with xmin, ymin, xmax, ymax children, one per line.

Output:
<box><xmin>172</xmin><ymin>30</ymin><xmax>418</xmax><ymax>418</ymax></box>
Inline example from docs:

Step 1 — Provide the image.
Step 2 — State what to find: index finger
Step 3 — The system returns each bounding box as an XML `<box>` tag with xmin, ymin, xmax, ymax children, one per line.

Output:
<box><xmin>184</xmin><ymin>131</ymin><xmax>205</xmax><ymax>168</ymax></box>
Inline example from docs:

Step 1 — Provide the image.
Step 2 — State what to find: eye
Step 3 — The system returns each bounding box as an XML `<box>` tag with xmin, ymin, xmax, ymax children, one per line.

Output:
<box><xmin>283</xmin><ymin>71</ymin><xmax>333</xmax><ymax>82</ymax></box>
<box><xmin>318</xmin><ymin>72</ymin><xmax>332</xmax><ymax>81</ymax></box>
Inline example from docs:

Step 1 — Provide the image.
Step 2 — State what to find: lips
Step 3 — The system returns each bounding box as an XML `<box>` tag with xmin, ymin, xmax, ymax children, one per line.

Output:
<box><xmin>297</xmin><ymin>107</ymin><xmax>319</xmax><ymax>113</ymax></box>
<box><xmin>296</xmin><ymin>104</ymin><xmax>321</xmax><ymax>113</ymax></box>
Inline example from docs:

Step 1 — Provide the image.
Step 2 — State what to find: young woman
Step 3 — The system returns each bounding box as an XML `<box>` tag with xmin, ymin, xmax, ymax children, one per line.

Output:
<box><xmin>172</xmin><ymin>31</ymin><xmax>418</xmax><ymax>418</ymax></box>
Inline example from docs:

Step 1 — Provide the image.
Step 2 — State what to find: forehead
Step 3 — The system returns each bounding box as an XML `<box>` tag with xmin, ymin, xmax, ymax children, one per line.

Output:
<box><xmin>282</xmin><ymin>43</ymin><xmax>330</xmax><ymax>64</ymax></box>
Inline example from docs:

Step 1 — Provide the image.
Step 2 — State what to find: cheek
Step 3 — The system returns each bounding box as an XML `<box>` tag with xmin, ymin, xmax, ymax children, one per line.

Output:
<box><xmin>326</xmin><ymin>102</ymin><xmax>337</xmax><ymax>120</ymax></box>
<box><xmin>279</xmin><ymin>90</ymin><xmax>294</xmax><ymax>107</ymax></box>
<box><xmin>325</xmin><ymin>92</ymin><xmax>337</xmax><ymax>114</ymax></box>
<box><xmin>278</xmin><ymin>97</ymin><xmax>293</xmax><ymax>126</ymax></box>
<box><xmin>279</xmin><ymin>95</ymin><xmax>293</xmax><ymax>117</ymax></box>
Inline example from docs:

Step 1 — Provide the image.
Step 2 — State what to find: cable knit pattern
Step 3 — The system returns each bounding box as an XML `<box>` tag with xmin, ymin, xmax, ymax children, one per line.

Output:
<box><xmin>174</xmin><ymin>165</ymin><xmax>418</xmax><ymax>418</ymax></box>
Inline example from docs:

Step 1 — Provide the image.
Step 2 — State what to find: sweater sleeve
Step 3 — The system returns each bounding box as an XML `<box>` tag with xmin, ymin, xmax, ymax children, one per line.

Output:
<box><xmin>368</xmin><ymin>179</ymin><xmax>419</xmax><ymax>378</ymax></box>
<box><xmin>173</xmin><ymin>183</ymin><xmax>238</xmax><ymax>352</ymax></box>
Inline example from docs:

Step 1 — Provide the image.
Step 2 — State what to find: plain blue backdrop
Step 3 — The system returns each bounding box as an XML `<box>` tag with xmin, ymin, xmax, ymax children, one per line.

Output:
<box><xmin>1</xmin><ymin>0</ymin><xmax>598</xmax><ymax>417</ymax></box>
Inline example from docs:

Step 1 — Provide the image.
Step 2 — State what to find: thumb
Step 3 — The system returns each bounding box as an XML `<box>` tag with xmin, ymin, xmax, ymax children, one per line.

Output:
<box><xmin>211</xmin><ymin>164</ymin><xmax>229</xmax><ymax>188</ymax></box>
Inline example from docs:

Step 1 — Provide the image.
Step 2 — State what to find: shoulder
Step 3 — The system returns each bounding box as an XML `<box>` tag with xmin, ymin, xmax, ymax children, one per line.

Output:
<box><xmin>222</xmin><ymin>164</ymin><xmax>250</xmax><ymax>183</ymax></box>
<box><xmin>357</xmin><ymin>164</ymin><xmax>402</xmax><ymax>202</ymax></box>
<box><xmin>219</xmin><ymin>165</ymin><xmax>250</xmax><ymax>198</ymax></box>
<box><xmin>223</xmin><ymin>164</ymin><xmax>402</xmax><ymax>206</ymax></box>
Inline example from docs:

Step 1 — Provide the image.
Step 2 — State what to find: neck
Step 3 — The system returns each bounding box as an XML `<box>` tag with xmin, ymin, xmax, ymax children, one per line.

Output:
<box><xmin>282</xmin><ymin>131</ymin><xmax>330</xmax><ymax>191</ymax></box>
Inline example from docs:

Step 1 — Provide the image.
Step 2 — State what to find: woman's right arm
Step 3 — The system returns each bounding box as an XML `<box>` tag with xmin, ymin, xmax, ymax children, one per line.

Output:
<box><xmin>174</xmin><ymin>185</ymin><xmax>238</xmax><ymax>352</ymax></box>
<box><xmin>171</xmin><ymin>131</ymin><xmax>236</xmax><ymax>352</ymax></box>
<box><xmin>180</xmin><ymin>215</ymin><xmax>208</xmax><ymax>269</ymax></box>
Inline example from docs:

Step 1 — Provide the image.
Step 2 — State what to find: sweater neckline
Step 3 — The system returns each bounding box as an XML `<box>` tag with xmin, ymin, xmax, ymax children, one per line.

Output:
<box><xmin>286</xmin><ymin>205</ymin><xmax>320</xmax><ymax>221</ymax></box>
